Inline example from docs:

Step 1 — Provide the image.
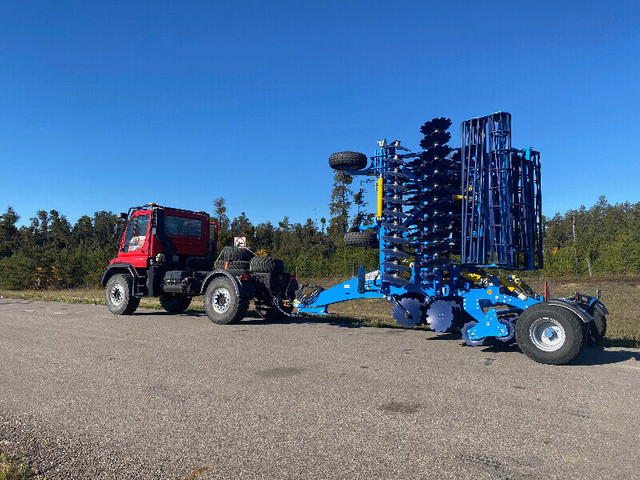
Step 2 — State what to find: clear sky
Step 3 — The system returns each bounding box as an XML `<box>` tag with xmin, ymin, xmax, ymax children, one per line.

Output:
<box><xmin>1</xmin><ymin>1</ymin><xmax>639</xmax><ymax>227</ymax></box>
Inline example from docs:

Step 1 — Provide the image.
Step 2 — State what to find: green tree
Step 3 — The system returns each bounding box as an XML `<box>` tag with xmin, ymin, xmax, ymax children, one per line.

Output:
<box><xmin>0</xmin><ymin>206</ymin><xmax>19</xmax><ymax>258</ymax></box>
<box><xmin>230</xmin><ymin>212</ymin><xmax>255</xmax><ymax>245</ymax></box>
<box><xmin>327</xmin><ymin>171</ymin><xmax>353</xmax><ymax>246</ymax></box>
<box><xmin>213</xmin><ymin>197</ymin><xmax>231</xmax><ymax>251</ymax></box>
<box><xmin>351</xmin><ymin>179</ymin><xmax>374</xmax><ymax>228</ymax></box>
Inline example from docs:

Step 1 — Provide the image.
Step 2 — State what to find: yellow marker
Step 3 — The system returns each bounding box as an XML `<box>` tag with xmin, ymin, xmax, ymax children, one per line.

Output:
<box><xmin>377</xmin><ymin>176</ymin><xmax>383</xmax><ymax>220</ymax></box>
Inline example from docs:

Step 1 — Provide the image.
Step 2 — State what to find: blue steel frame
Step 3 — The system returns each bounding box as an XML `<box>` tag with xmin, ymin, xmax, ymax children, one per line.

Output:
<box><xmin>295</xmin><ymin>114</ymin><xmax>543</xmax><ymax>342</ymax></box>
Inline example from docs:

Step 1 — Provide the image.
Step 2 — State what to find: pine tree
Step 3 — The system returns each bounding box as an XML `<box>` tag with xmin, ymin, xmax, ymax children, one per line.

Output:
<box><xmin>213</xmin><ymin>197</ymin><xmax>231</xmax><ymax>250</ymax></box>
<box><xmin>351</xmin><ymin>179</ymin><xmax>374</xmax><ymax>228</ymax></box>
<box><xmin>230</xmin><ymin>212</ymin><xmax>255</xmax><ymax>245</ymax></box>
<box><xmin>327</xmin><ymin>171</ymin><xmax>353</xmax><ymax>245</ymax></box>
<box><xmin>0</xmin><ymin>207</ymin><xmax>19</xmax><ymax>258</ymax></box>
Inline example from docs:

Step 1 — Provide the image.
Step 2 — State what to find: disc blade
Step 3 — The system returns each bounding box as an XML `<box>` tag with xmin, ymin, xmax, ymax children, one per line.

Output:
<box><xmin>461</xmin><ymin>321</ymin><xmax>485</xmax><ymax>346</ymax></box>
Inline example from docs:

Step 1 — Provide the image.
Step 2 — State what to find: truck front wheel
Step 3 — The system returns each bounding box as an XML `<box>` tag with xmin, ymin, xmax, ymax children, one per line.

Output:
<box><xmin>204</xmin><ymin>277</ymin><xmax>249</xmax><ymax>324</ymax></box>
<box><xmin>105</xmin><ymin>274</ymin><xmax>140</xmax><ymax>315</ymax></box>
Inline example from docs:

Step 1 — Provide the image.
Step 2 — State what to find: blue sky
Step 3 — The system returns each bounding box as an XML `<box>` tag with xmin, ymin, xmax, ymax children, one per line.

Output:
<box><xmin>1</xmin><ymin>0</ymin><xmax>639</xmax><ymax>227</ymax></box>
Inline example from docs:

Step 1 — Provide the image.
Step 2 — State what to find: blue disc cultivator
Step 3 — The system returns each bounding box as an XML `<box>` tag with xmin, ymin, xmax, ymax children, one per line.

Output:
<box><xmin>294</xmin><ymin>112</ymin><xmax>608</xmax><ymax>365</ymax></box>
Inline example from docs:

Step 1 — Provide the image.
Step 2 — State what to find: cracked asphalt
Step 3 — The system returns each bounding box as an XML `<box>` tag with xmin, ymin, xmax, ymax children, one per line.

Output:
<box><xmin>1</xmin><ymin>298</ymin><xmax>639</xmax><ymax>479</ymax></box>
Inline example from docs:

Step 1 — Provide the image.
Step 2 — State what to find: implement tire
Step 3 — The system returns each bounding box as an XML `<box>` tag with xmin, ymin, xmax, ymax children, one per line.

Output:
<box><xmin>515</xmin><ymin>305</ymin><xmax>586</xmax><ymax>365</ymax></box>
<box><xmin>586</xmin><ymin>311</ymin><xmax>607</xmax><ymax>346</ymax></box>
<box><xmin>105</xmin><ymin>274</ymin><xmax>140</xmax><ymax>315</ymax></box>
<box><xmin>159</xmin><ymin>294</ymin><xmax>192</xmax><ymax>313</ymax></box>
<box><xmin>344</xmin><ymin>230</ymin><xmax>378</xmax><ymax>247</ymax></box>
<box><xmin>329</xmin><ymin>151</ymin><xmax>367</xmax><ymax>171</ymax></box>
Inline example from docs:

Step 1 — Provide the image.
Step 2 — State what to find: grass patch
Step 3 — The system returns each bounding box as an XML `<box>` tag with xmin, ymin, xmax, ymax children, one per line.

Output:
<box><xmin>2</xmin><ymin>276</ymin><xmax>638</xmax><ymax>347</ymax></box>
<box><xmin>523</xmin><ymin>276</ymin><xmax>640</xmax><ymax>347</ymax></box>
<box><xmin>0</xmin><ymin>453</ymin><xmax>35</xmax><ymax>480</ymax></box>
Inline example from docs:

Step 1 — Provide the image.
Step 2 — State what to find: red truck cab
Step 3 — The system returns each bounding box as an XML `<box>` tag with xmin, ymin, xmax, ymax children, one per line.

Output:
<box><xmin>111</xmin><ymin>205</ymin><xmax>212</xmax><ymax>268</ymax></box>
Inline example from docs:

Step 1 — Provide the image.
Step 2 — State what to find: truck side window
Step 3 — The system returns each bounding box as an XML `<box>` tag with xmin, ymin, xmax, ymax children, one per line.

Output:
<box><xmin>164</xmin><ymin>215</ymin><xmax>202</xmax><ymax>238</ymax></box>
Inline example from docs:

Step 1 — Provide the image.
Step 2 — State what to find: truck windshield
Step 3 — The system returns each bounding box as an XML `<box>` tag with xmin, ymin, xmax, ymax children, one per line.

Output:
<box><xmin>165</xmin><ymin>215</ymin><xmax>202</xmax><ymax>238</ymax></box>
<box><xmin>122</xmin><ymin>214</ymin><xmax>150</xmax><ymax>252</ymax></box>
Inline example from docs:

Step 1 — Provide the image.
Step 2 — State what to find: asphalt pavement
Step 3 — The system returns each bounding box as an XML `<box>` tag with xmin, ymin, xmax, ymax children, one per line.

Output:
<box><xmin>1</xmin><ymin>298</ymin><xmax>639</xmax><ymax>479</ymax></box>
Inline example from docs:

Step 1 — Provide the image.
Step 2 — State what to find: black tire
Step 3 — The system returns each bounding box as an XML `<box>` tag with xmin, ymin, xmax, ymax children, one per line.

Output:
<box><xmin>105</xmin><ymin>274</ymin><xmax>140</xmax><ymax>315</ymax></box>
<box><xmin>515</xmin><ymin>305</ymin><xmax>586</xmax><ymax>365</ymax></box>
<box><xmin>255</xmin><ymin>306</ymin><xmax>286</xmax><ymax>321</ymax></box>
<box><xmin>159</xmin><ymin>294</ymin><xmax>192</xmax><ymax>313</ymax></box>
<box><xmin>586</xmin><ymin>311</ymin><xmax>607</xmax><ymax>346</ymax></box>
<box><xmin>214</xmin><ymin>260</ymin><xmax>251</xmax><ymax>270</ymax></box>
<box><xmin>344</xmin><ymin>230</ymin><xmax>378</xmax><ymax>248</ymax></box>
<box><xmin>204</xmin><ymin>276</ymin><xmax>249</xmax><ymax>324</ymax></box>
<box><xmin>250</xmin><ymin>256</ymin><xmax>284</xmax><ymax>274</ymax></box>
<box><xmin>329</xmin><ymin>151</ymin><xmax>368</xmax><ymax>171</ymax></box>
<box><xmin>219</xmin><ymin>246</ymin><xmax>254</xmax><ymax>262</ymax></box>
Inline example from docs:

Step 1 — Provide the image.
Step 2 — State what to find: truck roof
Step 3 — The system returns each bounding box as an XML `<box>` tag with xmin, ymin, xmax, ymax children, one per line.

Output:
<box><xmin>128</xmin><ymin>204</ymin><xmax>209</xmax><ymax>217</ymax></box>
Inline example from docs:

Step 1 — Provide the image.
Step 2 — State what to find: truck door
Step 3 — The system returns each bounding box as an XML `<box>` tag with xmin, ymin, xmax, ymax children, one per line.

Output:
<box><xmin>119</xmin><ymin>210</ymin><xmax>151</xmax><ymax>268</ymax></box>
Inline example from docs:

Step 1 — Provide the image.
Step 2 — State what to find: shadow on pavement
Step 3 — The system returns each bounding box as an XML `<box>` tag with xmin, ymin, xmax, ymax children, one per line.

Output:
<box><xmin>132</xmin><ymin>309</ymin><xmax>639</xmax><ymax>366</ymax></box>
<box><xmin>572</xmin><ymin>346</ymin><xmax>640</xmax><ymax>366</ymax></box>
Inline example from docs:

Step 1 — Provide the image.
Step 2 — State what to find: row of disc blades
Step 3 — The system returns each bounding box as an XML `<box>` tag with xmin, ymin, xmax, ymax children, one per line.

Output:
<box><xmin>388</xmin><ymin>118</ymin><xmax>463</xmax><ymax>330</ymax></box>
<box><xmin>380</xmin><ymin>150</ymin><xmax>411</xmax><ymax>288</ymax></box>
<box><xmin>406</xmin><ymin>117</ymin><xmax>462</xmax><ymax>282</ymax></box>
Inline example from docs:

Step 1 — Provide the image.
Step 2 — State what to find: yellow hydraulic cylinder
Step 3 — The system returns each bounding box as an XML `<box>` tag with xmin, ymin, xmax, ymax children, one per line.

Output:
<box><xmin>376</xmin><ymin>176</ymin><xmax>383</xmax><ymax>220</ymax></box>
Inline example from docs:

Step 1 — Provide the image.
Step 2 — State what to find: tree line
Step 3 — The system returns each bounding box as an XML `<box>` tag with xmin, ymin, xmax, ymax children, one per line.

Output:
<box><xmin>542</xmin><ymin>196</ymin><xmax>640</xmax><ymax>276</ymax></box>
<box><xmin>1</xmin><ymin>188</ymin><xmax>639</xmax><ymax>290</ymax></box>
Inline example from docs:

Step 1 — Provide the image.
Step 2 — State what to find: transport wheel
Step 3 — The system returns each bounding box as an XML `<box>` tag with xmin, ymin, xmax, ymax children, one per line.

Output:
<box><xmin>159</xmin><ymin>294</ymin><xmax>192</xmax><ymax>313</ymax></box>
<box><xmin>204</xmin><ymin>276</ymin><xmax>249</xmax><ymax>324</ymax></box>
<box><xmin>586</xmin><ymin>310</ymin><xmax>607</xmax><ymax>346</ymax></box>
<box><xmin>515</xmin><ymin>305</ymin><xmax>586</xmax><ymax>365</ymax></box>
<box><xmin>249</xmin><ymin>256</ymin><xmax>284</xmax><ymax>274</ymax></box>
<box><xmin>329</xmin><ymin>151</ymin><xmax>368</xmax><ymax>171</ymax></box>
<box><xmin>343</xmin><ymin>231</ymin><xmax>378</xmax><ymax>248</ymax></box>
<box><xmin>105</xmin><ymin>274</ymin><xmax>140</xmax><ymax>315</ymax></box>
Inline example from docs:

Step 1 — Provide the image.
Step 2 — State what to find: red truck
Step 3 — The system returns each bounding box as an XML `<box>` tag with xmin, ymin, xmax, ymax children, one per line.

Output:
<box><xmin>101</xmin><ymin>204</ymin><xmax>297</xmax><ymax>323</ymax></box>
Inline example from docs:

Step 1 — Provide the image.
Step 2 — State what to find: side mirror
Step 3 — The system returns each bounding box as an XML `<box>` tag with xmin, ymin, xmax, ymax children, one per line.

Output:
<box><xmin>119</xmin><ymin>212</ymin><xmax>128</xmax><ymax>220</ymax></box>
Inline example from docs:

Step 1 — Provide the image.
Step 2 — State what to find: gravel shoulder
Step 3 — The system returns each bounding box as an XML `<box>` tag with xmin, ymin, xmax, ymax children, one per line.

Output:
<box><xmin>1</xmin><ymin>299</ymin><xmax>639</xmax><ymax>479</ymax></box>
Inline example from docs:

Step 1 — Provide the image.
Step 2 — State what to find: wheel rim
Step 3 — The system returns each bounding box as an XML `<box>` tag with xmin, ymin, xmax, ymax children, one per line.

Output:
<box><xmin>529</xmin><ymin>317</ymin><xmax>566</xmax><ymax>352</ymax></box>
<box><xmin>212</xmin><ymin>288</ymin><xmax>231</xmax><ymax>314</ymax></box>
<box><xmin>109</xmin><ymin>284</ymin><xmax>124</xmax><ymax>306</ymax></box>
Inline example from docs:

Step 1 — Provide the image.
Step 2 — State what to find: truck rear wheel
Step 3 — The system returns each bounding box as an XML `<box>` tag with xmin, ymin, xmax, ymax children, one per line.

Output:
<box><xmin>159</xmin><ymin>294</ymin><xmax>192</xmax><ymax>313</ymax></box>
<box><xmin>515</xmin><ymin>305</ymin><xmax>586</xmax><ymax>365</ymax></box>
<box><xmin>105</xmin><ymin>274</ymin><xmax>140</xmax><ymax>315</ymax></box>
<box><xmin>204</xmin><ymin>276</ymin><xmax>249</xmax><ymax>324</ymax></box>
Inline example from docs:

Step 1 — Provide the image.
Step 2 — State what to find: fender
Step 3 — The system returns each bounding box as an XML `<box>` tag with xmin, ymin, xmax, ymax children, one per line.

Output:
<box><xmin>591</xmin><ymin>299</ymin><xmax>609</xmax><ymax>316</ymax></box>
<box><xmin>542</xmin><ymin>297</ymin><xmax>594</xmax><ymax>324</ymax></box>
<box><xmin>100</xmin><ymin>263</ymin><xmax>138</xmax><ymax>286</ymax></box>
<box><xmin>201</xmin><ymin>270</ymin><xmax>255</xmax><ymax>298</ymax></box>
